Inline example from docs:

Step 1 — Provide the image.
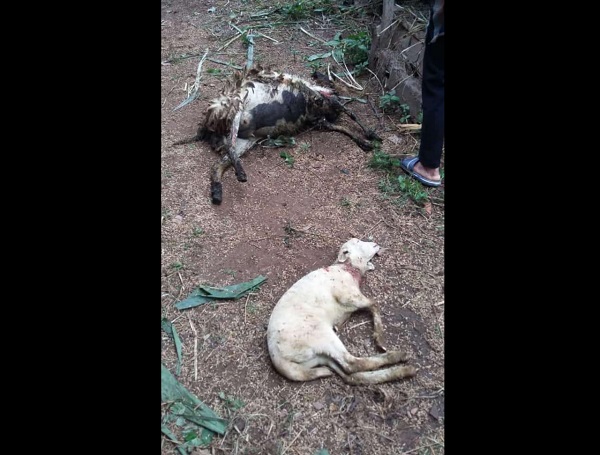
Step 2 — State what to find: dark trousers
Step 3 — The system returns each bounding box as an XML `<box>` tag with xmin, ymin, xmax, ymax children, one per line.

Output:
<box><xmin>418</xmin><ymin>20</ymin><xmax>445</xmax><ymax>169</ymax></box>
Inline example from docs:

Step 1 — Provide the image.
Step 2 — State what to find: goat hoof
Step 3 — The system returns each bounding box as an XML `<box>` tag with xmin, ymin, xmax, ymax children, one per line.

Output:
<box><xmin>366</xmin><ymin>130</ymin><xmax>382</xmax><ymax>141</ymax></box>
<box><xmin>403</xmin><ymin>365</ymin><xmax>417</xmax><ymax>377</ymax></box>
<box><xmin>391</xmin><ymin>350</ymin><xmax>409</xmax><ymax>363</ymax></box>
<box><xmin>359</xmin><ymin>142</ymin><xmax>373</xmax><ymax>152</ymax></box>
<box><xmin>374</xmin><ymin>334</ymin><xmax>387</xmax><ymax>352</ymax></box>
<box><xmin>211</xmin><ymin>183</ymin><xmax>223</xmax><ymax>205</ymax></box>
<box><xmin>236</xmin><ymin>171</ymin><xmax>247</xmax><ymax>182</ymax></box>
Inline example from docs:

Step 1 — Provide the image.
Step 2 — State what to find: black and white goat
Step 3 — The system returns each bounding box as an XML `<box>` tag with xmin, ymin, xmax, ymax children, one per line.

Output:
<box><xmin>175</xmin><ymin>67</ymin><xmax>379</xmax><ymax>205</ymax></box>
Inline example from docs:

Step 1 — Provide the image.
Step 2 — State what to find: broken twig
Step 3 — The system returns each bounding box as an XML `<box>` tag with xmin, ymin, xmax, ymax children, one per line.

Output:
<box><xmin>256</xmin><ymin>31</ymin><xmax>279</xmax><ymax>43</ymax></box>
<box><xmin>377</xmin><ymin>18</ymin><xmax>400</xmax><ymax>37</ymax></box>
<box><xmin>300</xmin><ymin>27</ymin><xmax>328</xmax><ymax>44</ymax></box>
<box><xmin>217</xmin><ymin>30</ymin><xmax>246</xmax><ymax>52</ymax></box>
<box><xmin>173</xmin><ymin>48</ymin><xmax>208</xmax><ymax>111</ymax></box>
<box><xmin>246</xmin><ymin>30</ymin><xmax>255</xmax><ymax>69</ymax></box>
<box><xmin>188</xmin><ymin>317</ymin><xmax>198</xmax><ymax>381</ymax></box>
<box><xmin>206</xmin><ymin>57</ymin><xmax>243</xmax><ymax>69</ymax></box>
<box><xmin>397</xmin><ymin>123</ymin><xmax>422</xmax><ymax>133</ymax></box>
<box><xmin>281</xmin><ymin>429</ymin><xmax>303</xmax><ymax>455</ymax></box>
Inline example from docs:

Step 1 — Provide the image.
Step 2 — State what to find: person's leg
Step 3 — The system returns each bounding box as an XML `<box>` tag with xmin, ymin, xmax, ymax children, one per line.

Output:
<box><xmin>412</xmin><ymin>18</ymin><xmax>444</xmax><ymax>183</ymax></box>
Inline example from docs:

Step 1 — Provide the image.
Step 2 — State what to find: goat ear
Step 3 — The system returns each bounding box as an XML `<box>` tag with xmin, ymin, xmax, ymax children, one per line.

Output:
<box><xmin>337</xmin><ymin>250</ymin><xmax>349</xmax><ymax>263</ymax></box>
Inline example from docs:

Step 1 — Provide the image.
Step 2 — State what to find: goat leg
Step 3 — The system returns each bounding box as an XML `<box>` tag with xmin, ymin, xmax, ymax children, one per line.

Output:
<box><xmin>369</xmin><ymin>304</ymin><xmax>388</xmax><ymax>352</ymax></box>
<box><xmin>330</xmin><ymin>98</ymin><xmax>382</xmax><ymax>142</ymax></box>
<box><xmin>228</xmin><ymin>111</ymin><xmax>247</xmax><ymax>182</ymax></box>
<box><xmin>210</xmin><ymin>155</ymin><xmax>232</xmax><ymax>205</ymax></box>
<box><xmin>343</xmin><ymin>108</ymin><xmax>382</xmax><ymax>142</ymax></box>
<box><xmin>318</xmin><ymin>119</ymin><xmax>374</xmax><ymax>152</ymax></box>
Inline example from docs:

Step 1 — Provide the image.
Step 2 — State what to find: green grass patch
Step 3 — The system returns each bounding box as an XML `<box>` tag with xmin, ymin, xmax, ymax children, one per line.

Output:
<box><xmin>369</xmin><ymin>152</ymin><xmax>435</xmax><ymax>205</ymax></box>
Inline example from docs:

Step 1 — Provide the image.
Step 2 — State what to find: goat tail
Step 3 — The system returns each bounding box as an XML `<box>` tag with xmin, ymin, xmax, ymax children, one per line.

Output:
<box><xmin>172</xmin><ymin>123</ymin><xmax>217</xmax><ymax>147</ymax></box>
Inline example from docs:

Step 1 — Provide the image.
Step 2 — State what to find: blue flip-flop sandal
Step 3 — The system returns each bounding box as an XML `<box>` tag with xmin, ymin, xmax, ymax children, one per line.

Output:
<box><xmin>400</xmin><ymin>157</ymin><xmax>442</xmax><ymax>187</ymax></box>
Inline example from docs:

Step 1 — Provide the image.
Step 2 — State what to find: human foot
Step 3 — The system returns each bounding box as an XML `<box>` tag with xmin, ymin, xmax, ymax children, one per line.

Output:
<box><xmin>399</xmin><ymin>157</ymin><xmax>442</xmax><ymax>187</ymax></box>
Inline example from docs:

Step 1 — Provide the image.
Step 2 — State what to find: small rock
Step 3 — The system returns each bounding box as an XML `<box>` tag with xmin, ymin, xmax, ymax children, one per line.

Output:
<box><xmin>233</xmin><ymin>416</ymin><xmax>246</xmax><ymax>432</ymax></box>
<box><xmin>313</xmin><ymin>401</ymin><xmax>325</xmax><ymax>410</ymax></box>
<box><xmin>429</xmin><ymin>400</ymin><xmax>444</xmax><ymax>421</ymax></box>
<box><xmin>173</xmin><ymin>215</ymin><xmax>183</xmax><ymax>223</ymax></box>
<box><xmin>410</xmin><ymin>407</ymin><xmax>418</xmax><ymax>415</ymax></box>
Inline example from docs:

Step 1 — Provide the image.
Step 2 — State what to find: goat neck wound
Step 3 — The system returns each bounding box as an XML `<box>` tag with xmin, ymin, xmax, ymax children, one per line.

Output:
<box><xmin>340</xmin><ymin>262</ymin><xmax>363</xmax><ymax>284</ymax></box>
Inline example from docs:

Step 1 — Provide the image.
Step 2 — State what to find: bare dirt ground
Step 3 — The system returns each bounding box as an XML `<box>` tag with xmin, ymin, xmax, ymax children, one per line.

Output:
<box><xmin>161</xmin><ymin>1</ymin><xmax>444</xmax><ymax>454</ymax></box>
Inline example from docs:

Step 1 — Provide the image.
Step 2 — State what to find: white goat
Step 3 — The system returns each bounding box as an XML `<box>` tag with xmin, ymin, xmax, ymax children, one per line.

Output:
<box><xmin>267</xmin><ymin>238</ymin><xmax>416</xmax><ymax>385</ymax></box>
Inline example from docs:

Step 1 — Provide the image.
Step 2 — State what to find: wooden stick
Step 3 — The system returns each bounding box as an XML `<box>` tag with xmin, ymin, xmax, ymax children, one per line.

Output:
<box><xmin>397</xmin><ymin>124</ymin><xmax>422</xmax><ymax>132</ymax></box>
<box><xmin>365</xmin><ymin>67</ymin><xmax>385</xmax><ymax>95</ymax></box>
<box><xmin>217</xmin><ymin>31</ymin><xmax>246</xmax><ymax>52</ymax></box>
<box><xmin>188</xmin><ymin>317</ymin><xmax>198</xmax><ymax>381</ymax></box>
<box><xmin>377</xmin><ymin>18</ymin><xmax>400</xmax><ymax>37</ymax></box>
<box><xmin>300</xmin><ymin>27</ymin><xmax>328</xmax><ymax>44</ymax></box>
<box><xmin>256</xmin><ymin>31</ymin><xmax>279</xmax><ymax>43</ymax></box>
<box><xmin>281</xmin><ymin>429</ymin><xmax>303</xmax><ymax>455</ymax></box>
<box><xmin>206</xmin><ymin>57</ymin><xmax>243</xmax><ymax>69</ymax></box>
<box><xmin>246</xmin><ymin>30</ymin><xmax>255</xmax><ymax>69</ymax></box>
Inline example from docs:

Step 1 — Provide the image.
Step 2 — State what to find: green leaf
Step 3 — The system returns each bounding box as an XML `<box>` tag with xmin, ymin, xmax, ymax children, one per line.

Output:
<box><xmin>186</xmin><ymin>437</ymin><xmax>202</xmax><ymax>447</ymax></box>
<box><xmin>197</xmin><ymin>275</ymin><xmax>267</xmax><ymax>299</ymax></box>
<box><xmin>174</xmin><ymin>290</ymin><xmax>214</xmax><ymax>310</ymax></box>
<box><xmin>161</xmin><ymin>319</ymin><xmax>183</xmax><ymax>375</ymax></box>
<box><xmin>307</xmin><ymin>52</ymin><xmax>331</xmax><ymax>61</ymax></box>
<box><xmin>170</xmin><ymin>402</ymin><xmax>187</xmax><ymax>415</ymax></box>
<box><xmin>184</xmin><ymin>431</ymin><xmax>198</xmax><ymax>442</ymax></box>
<box><xmin>326</xmin><ymin>32</ymin><xmax>342</xmax><ymax>45</ymax></box>
<box><xmin>314</xmin><ymin>450</ymin><xmax>330</xmax><ymax>455</ymax></box>
<box><xmin>265</xmin><ymin>135</ymin><xmax>295</xmax><ymax>147</ymax></box>
<box><xmin>173</xmin><ymin>92</ymin><xmax>201</xmax><ymax>112</ymax></box>
<box><xmin>175</xmin><ymin>276</ymin><xmax>267</xmax><ymax>310</ymax></box>
<box><xmin>332</xmin><ymin>48</ymin><xmax>344</xmax><ymax>60</ymax></box>
<box><xmin>161</xmin><ymin>364</ymin><xmax>228</xmax><ymax>434</ymax></box>
<box><xmin>161</xmin><ymin>425</ymin><xmax>182</xmax><ymax>444</ymax></box>
<box><xmin>200</xmin><ymin>428</ymin><xmax>214</xmax><ymax>445</ymax></box>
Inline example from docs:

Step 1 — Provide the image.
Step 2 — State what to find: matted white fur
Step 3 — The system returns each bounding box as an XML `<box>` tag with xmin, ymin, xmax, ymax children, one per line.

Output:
<box><xmin>267</xmin><ymin>238</ymin><xmax>416</xmax><ymax>385</ymax></box>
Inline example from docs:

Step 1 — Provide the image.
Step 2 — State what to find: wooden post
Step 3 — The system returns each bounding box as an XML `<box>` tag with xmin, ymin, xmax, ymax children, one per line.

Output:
<box><xmin>376</xmin><ymin>0</ymin><xmax>396</xmax><ymax>35</ymax></box>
